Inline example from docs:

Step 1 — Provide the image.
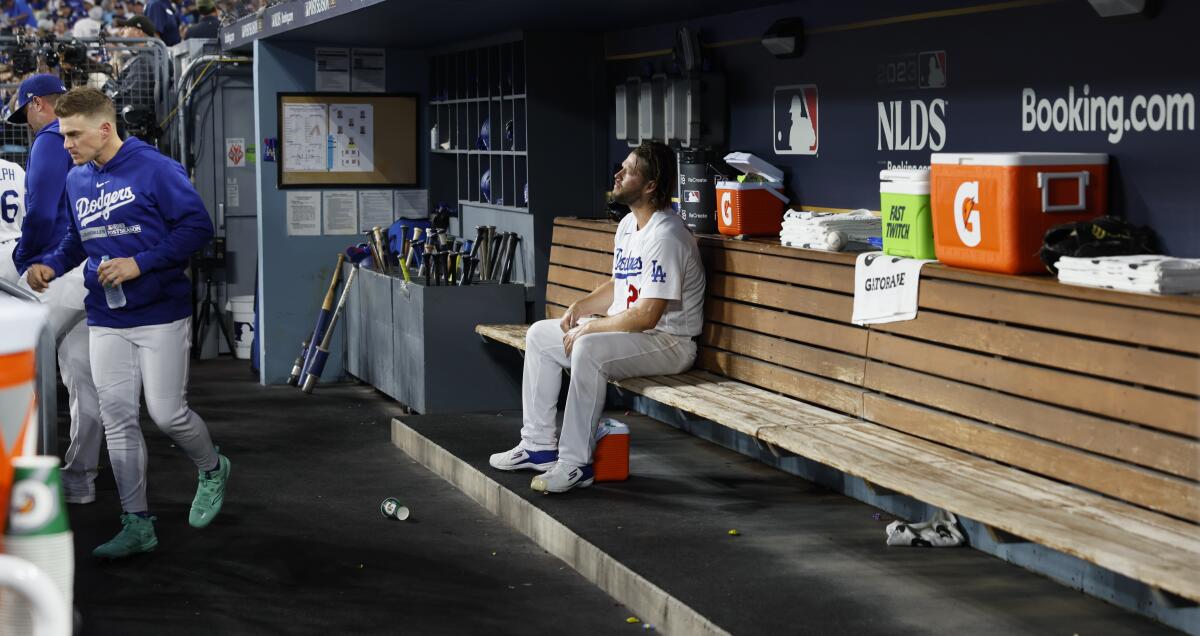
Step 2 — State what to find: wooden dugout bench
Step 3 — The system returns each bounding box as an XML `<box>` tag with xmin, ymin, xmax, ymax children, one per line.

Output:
<box><xmin>477</xmin><ymin>217</ymin><xmax>1200</xmax><ymax>603</ymax></box>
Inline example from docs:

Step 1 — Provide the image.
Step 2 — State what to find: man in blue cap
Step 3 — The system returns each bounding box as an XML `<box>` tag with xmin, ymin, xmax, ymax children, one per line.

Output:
<box><xmin>2</xmin><ymin>74</ymin><xmax>103</xmax><ymax>505</ymax></box>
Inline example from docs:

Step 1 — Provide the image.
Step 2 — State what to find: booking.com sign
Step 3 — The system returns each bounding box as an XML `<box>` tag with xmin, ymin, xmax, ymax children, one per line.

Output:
<box><xmin>773</xmin><ymin>84</ymin><xmax>819</xmax><ymax>155</ymax></box>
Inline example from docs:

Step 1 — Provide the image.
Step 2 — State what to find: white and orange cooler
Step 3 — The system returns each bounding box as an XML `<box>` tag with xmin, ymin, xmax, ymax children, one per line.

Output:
<box><xmin>593</xmin><ymin>418</ymin><xmax>630</xmax><ymax>482</ymax></box>
<box><xmin>930</xmin><ymin>152</ymin><xmax>1108</xmax><ymax>274</ymax></box>
<box><xmin>716</xmin><ymin>152</ymin><xmax>789</xmax><ymax>237</ymax></box>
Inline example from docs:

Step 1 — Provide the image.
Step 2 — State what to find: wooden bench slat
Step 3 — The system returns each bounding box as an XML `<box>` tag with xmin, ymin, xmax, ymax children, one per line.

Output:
<box><xmin>757</xmin><ymin>423</ymin><xmax>1200</xmax><ymax>601</ymax></box>
<box><xmin>546</xmin><ymin>303</ymin><xmax>567</xmax><ymax>319</ymax></box>
<box><xmin>873</xmin><ymin>309</ymin><xmax>1200</xmax><ymax>397</ymax></box>
<box><xmin>704</xmin><ymin>247</ymin><xmax>855</xmax><ymax>293</ymax></box>
<box><xmin>709</xmin><ymin>273</ymin><xmax>854</xmax><ymax>324</ymax></box>
<box><xmin>546</xmin><ymin>284</ymin><xmax>589</xmax><ymax>309</ymax></box>
<box><xmin>549</xmin><ymin>244</ymin><xmax>612</xmax><ymax>274</ymax></box>
<box><xmin>551</xmin><ymin>226</ymin><xmax>615</xmax><ymax>253</ymax></box>
<box><xmin>863</xmin><ymin>359</ymin><xmax>1199</xmax><ymax>480</ymax></box>
<box><xmin>861</xmin><ymin>392</ymin><xmax>1200</xmax><ymax>523</ymax></box>
<box><xmin>703</xmin><ymin>323</ymin><xmax>866</xmax><ymax>385</ymax></box>
<box><xmin>553</xmin><ymin>217</ymin><xmax>618</xmax><ymax>232</ymax></box>
<box><xmin>705</xmin><ymin>299</ymin><xmax>868</xmax><ymax>357</ymax></box>
<box><xmin>868</xmin><ymin>331</ymin><xmax>1200</xmax><ymax>440</ymax></box>
<box><xmin>675</xmin><ymin>370</ymin><xmax>856</xmax><ymax>427</ymax></box>
<box><xmin>475</xmin><ymin>324</ymin><xmax>530</xmax><ymax>351</ymax></box>
<box><xmin>547</xmin><ymin>264</ymin><xmax>609</xmax><ymax>293</ymax></box>
<box><xmin>698</xmin><ymin>348</ymin><xmax>864</xmax><ymax>417</ymax></box>
<box><xmin>920</xmin><ymin>279</ymin><xmax>1200</xmax><ymax>355</ymax></box>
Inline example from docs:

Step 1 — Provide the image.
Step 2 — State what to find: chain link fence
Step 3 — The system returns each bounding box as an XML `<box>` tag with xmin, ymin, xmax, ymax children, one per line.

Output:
<box><xmin>0</xmin><ymin>35</ymin><xmax>172</xmax><ymax>165</ymax></box>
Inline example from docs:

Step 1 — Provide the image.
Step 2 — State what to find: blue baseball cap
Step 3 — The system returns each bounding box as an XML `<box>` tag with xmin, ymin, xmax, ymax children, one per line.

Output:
<box><xmin>7</xmin><ymin>74</ymin><xmax>69</xmax><ymax>125</ymax></box>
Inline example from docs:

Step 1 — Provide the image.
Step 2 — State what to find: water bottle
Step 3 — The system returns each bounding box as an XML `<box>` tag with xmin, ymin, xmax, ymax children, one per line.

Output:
<box><xmin>100</xmin><ymin>255</ymin><xmax>126</xmax><ymax>309</ymax></box>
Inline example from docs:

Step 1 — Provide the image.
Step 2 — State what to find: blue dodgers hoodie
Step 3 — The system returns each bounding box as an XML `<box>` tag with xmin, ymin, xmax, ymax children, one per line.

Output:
<box><xmin>42</xmin><ymin>137</ymin><xmax>213</xmax><ymax>328</ymax></box>
<box><xmin>13</xmin><ymin>120</ymin><xmax>71</xmax><ymax>273</ymax></box>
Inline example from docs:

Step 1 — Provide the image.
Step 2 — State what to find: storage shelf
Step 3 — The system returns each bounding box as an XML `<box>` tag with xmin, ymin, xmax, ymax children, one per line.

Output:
<box><xmin>428</xmin><ymin>94</ymin><xmax>526</xmax><ymax>105</ymax></box>
<box><xmin>460</xmin><ymin>200</ymin><xmax>529</xmax><ymax>214</ymax></box>
<box><xmin>431</xmin><ymin>149</ymin><xmax>527</xmax><ymax>156</ymax></box>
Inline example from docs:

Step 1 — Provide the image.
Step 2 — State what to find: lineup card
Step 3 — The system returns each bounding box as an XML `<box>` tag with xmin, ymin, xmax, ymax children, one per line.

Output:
<box><xmin>330</xmin><ymin>104</ymin><xmax>374</xmax><ymax>172</ymax></box>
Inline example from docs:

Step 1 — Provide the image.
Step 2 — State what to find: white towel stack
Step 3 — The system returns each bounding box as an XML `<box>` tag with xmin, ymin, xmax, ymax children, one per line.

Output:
<box><xmin>1056</xmin><ymin>255</ymin><xmax>1200</xmax><ymax>294</ymax></box>
<box><xmin>780</xmin><ymin>209</ymin><xmax>881</xmax><ymax>252</ymax></box>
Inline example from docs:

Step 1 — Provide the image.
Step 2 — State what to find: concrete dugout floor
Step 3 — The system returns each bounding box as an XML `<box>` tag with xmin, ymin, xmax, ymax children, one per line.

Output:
<box><xmin>64</xmin><ymin>359</ymin><xmax>632</xmax><ymax>635</ymax></box>
<box><xmin>396</xmin><ymin>410</ymin><xmax>1177</xmax><ymax>636</ymax></box>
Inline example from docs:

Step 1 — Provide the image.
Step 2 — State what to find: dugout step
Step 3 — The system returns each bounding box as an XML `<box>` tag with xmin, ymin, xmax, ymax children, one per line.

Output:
<box><xmin>391</xmin><ymin>410</ymin><xmax>1170</xmax><ymax>636</ymax></box>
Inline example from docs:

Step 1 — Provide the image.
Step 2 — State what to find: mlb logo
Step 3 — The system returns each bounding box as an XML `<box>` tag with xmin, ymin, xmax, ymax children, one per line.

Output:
<box><xmin>773</xmin><ymin>84</ymin><xmax>818</xmax><ymax>155</ymax></box>
<box><xmin>919</xmin><ymin>51</ymin><xmax>948</xmax><ymax>89</ymax></box>
<box><xmin>684</xmin><ymin>190</ymin><xmax>701</xmax><ymax>203</ymax></box>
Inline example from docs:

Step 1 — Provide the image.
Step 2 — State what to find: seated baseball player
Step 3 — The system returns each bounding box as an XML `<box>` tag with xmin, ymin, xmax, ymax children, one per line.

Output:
<box><xmin>489</xmin><ymin>141</ymin><xmax>706</xmax><ymax>493</ymax></box>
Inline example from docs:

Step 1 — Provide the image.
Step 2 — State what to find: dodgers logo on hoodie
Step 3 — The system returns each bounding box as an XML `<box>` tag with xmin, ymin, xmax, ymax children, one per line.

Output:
<box><xmin>76</xmin><ymin>185</ymin><xmax>141</xmax><ymax>241</ymax></box>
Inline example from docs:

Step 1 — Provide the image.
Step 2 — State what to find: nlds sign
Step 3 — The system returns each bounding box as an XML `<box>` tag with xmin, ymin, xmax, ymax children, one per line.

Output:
<box><xmin>877</xmin><ymin>99</ymin><xmax>947</xmax><ymax>151</ymax></box>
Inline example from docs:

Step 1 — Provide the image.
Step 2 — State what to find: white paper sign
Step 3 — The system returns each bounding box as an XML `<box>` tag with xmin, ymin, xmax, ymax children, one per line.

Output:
<box><xmin>351</xmin><ymin>48</ymin><xmax>386</xmax><ymax>93</ymax></box>
<box><xmin>850</xmin><ymin>252</ymin><xmax>935</xmax><ymax>325</ymax></box>
<box><xmin>225</xmin><ymin>137</ymin><xmax>246</xmax><ymax>167</ymax></box>
<box><xmin>394</xmin><ymin>189</ymin><xmax>428</xmax><ymax>219</ymax></box>
<box><xmin>329</xmin><ymin>104</ymin><xmax>374</xmax><ymax>172</ymax></box>
<box><xmin>358</xmin><ymin>190</ymin><xmax>394</xmax><ymax>230</ymax></box>
<box><xmin>225</xmin><ymin>177</ymin><xmax>240</xmax><ymax>208</ymax></box>
<box><xmin>286</xmin><ymin>191</ymin><xmax>321</xmax><ymax>236</ymax></box>
<box><xmin>322</xmin><ymin>190</ymin><xmax>359</xmax><ymax>235</ymax></box>
<box><xmin>315</xmin><ymin>47</ymin><xmax>350</xmax><ymax>92</ymax></box>
<box><xmin>282</xmin><ymin>103</ymin><xmax>328</xmax><ymax>172</ymax></box>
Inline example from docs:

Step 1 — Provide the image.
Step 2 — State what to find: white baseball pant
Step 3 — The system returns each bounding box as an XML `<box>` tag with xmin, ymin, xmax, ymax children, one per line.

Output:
<box><xmin>90</xmin><ymin>317</ymin><xmax>218</xmax><ymax>514</ymax></box>
<box><xmin>520</xmin><ymin>318</ymin><xmax>696</xmax><ymax>467</ymax></box>
<box><xmin>0</xmin><ymin>241</ymin><xmax>101</xmax><ymax>499</ymax></box>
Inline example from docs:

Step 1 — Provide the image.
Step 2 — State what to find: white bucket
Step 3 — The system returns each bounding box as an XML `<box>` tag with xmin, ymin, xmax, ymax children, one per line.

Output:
<box><xmin>225</xmin><ymin>295</ymin><xmax>255</xmax><ymax>359</ymax></box>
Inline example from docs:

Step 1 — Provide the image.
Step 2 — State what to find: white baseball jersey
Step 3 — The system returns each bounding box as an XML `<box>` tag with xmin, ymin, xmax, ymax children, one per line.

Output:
<box><xmin>0</xmin><ymin>158</ymin><xmax>27</xmax><ymax>244</ymax></box>
<box><xmin>607</xmin><ymin>209</ymin><xmax>705</xmax><ymax>337</ymax></box>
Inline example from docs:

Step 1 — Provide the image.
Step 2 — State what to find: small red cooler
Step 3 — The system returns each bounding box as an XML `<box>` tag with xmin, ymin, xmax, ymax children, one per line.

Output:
<box><xmin>717</xmin><ymin>152</ymin><xmax>789</xmax><ymax>237</ymax></box>
<box><xmin>930</xmin><ymin>152</ymin><xmax>1108</xmax><ymax>274</ymax></box>
<box><xmin>593</xmin><ymin>418</ymin><xmax>630</xmax><ymax>482</ymax></box>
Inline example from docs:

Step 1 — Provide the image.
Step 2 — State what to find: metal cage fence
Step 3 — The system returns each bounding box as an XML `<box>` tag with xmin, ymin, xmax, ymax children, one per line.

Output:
<box><xmin>0</xmin><ymin>35</ymin><xmax>172</xmax><ymax>163</ymax></box>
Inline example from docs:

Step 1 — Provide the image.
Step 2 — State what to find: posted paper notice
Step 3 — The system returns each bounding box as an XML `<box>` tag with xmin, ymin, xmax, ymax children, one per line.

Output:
<box><xmin>286</xmin><ymin>191</ymin><xmax>321</xmax><ymax>236</ymax></box>
<box><xmin>358</xmin><ymin>190</ymin><xmax>395</xmax><ymax>230</ymax></box>
<box><xmin>329</xmin><ymin>104</ymin><xmax>374</xmax><ymax>172</ymax></box>
<box><xmin>315</xmin><ymin>48</ymin><xmax>350</xmax><ymax>92</ymax></box>
<box><xmin>282</xmin><ymin>103</ymin><xmax>328</xmax><ymax>172</ymax></box>
<box><xmin>322</xmin><ymin>190</ymin><xmax>359</xmax><ymax>235</ymax></box>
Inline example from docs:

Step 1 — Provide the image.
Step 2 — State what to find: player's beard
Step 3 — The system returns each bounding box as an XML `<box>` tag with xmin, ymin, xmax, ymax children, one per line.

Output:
<box><xmin>611</xmin><ymin>184</ymin><xmax>644</xmax><ymax>207</ymax></box>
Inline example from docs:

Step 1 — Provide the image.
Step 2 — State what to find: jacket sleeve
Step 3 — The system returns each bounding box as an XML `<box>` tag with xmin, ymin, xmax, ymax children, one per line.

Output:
<box><xmin>133</xmin><ymin>161</ymin><xmax>213</xmax><ymax>273</ymax></box>
<box><xmin>13</xmin><ymin>135</ymin><xmax>69</xmax><ymax>272</ymax></box>
<box><xmin>40</xmin><ymin>210</ymin><xmax>87</xmax><ymax>278</ymax></box>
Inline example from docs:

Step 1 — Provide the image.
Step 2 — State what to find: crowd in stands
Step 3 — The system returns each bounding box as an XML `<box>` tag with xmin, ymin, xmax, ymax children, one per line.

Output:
<box><xmin>0</xmin><ymin>0</ymin><xmax>248</xmax><ymax>43</ymax></box>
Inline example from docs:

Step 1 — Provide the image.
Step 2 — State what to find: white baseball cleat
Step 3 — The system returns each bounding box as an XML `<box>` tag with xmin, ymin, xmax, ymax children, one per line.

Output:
<box><xmin>530</xmin><ymin>462</ymin><xmax>594</xmax><ymax>493</ymax></box>
<box><xmin>489</xmin><ymin>445</ymin><xmax>558</xmax><ymax>472</ymax></box>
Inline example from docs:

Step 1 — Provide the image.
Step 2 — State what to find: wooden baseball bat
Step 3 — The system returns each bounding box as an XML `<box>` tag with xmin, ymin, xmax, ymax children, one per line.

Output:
<box><xmin>301</xmin><ymin>266</ymin><xmax>359</xmax><ymax>394</ymax></box>
<box><xmin>295</xmin><ymin>253</ymin><xmax>345</xmax><ymax>385</ymax></box>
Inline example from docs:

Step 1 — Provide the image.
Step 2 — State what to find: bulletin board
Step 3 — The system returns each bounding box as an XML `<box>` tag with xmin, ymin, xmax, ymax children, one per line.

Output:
<box><xmin>278</xmin><ymin>93</ymin><xmax>418</xmax><ymax>187</ymax></box>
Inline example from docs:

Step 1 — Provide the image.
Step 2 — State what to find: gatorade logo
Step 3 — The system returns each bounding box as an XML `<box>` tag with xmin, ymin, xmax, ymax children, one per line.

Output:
<box><xmin>10</xmin><ymin>480</ymin><xmax>55</xmax><ymax>533</ymax></box>
<box><xmin>953</xmin><ymin>181</ymin><xmax>982</xmax><ymax>247</ymax></box>
<box><xmin>720</xmin><ymin>191</ymin><xmax>733</xmax><ymax>226</ymax></box>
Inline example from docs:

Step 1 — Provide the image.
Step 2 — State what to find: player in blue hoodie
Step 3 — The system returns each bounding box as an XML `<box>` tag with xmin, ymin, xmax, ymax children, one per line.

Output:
<box><xmin>28</xmin><ymin>87</ymin><xmax>231</xmax><ymax>559</ymax></box>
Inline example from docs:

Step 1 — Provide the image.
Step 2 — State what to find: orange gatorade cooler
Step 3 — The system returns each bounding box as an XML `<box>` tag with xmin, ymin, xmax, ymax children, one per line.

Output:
<box><xmin>930</xmin><ymin>152</ymin><xmax>1108</xmax><ymax>274</ymax></box>
<box><xmin>0</xmin><ymin>298</ymin><xmax>50</xmax><ymax>543</ymax></box>
<box><xmin>716</xmin><ymin>152</ymin><xmax>789</xmax><ymax>237</ymax></box>
<box><xmin>592</xmin><ymin>418</ymin><xmax>630</xmax><ymax>482</ymax></box>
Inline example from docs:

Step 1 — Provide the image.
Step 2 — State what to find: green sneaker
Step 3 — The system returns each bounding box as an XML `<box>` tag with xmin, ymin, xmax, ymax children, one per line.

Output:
<box><xmin>190</xmin><ymin>453</ymin><xmax>230</xmax><ymax>528</ymax></box>
<box><xmin>93</xmin><ymin>513</ymin><xmax>158</xmax><ymax>559</ymax></box>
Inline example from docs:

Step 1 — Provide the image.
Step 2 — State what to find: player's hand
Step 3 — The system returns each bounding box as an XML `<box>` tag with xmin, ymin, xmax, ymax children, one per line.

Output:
<box><xmin>97</xmin><ymin>257</ymin><xmax>141</xmax><ymax>287</ymax></box>
<box><xmin>559</xmin><ymin>303</ymin><xmax>583</xmax><ymax>332</ymax></box>
<box><xmin>562</xmin><ymin>322</ymin><xmax>591</xmax><ymax>356</ymax></box>
<box><xmin>26</xmin><ymin>264</ymin><xmax>56</xmax><ymax>292</ymax></box>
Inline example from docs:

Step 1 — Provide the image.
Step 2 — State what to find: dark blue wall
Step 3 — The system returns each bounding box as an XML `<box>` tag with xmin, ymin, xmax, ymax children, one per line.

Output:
<box><xmin>606</xmin><ymin>0</ymin><xmax>1199</xmax><ymax>256</ymax></box>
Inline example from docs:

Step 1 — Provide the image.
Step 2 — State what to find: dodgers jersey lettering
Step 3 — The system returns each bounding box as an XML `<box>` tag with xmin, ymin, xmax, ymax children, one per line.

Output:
<box><xmin>607</xmin><ymin>210</ymin><xmax>705</xmax><ymax>337</ymax></box>
<box><xmin>0</xmin><ymin>159</ymin><xmax>27</xmax><ymax>244</ymax></box>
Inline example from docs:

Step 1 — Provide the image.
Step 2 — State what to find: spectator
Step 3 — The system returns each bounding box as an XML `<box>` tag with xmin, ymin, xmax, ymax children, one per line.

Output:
<box><xmin>183</xmin><ymin>0</ymin><xmax>215</xmax><ymax>39</ymax></box>
<box><xmin>141</xmin><ymin>0</ymin><xmax>179</xmax><ymax>46</ymax></box>
<box><xmin>72</xmin><ymin>4</ymin><xmax>101</xmax><ymax>37</ymax></box>
<box><xmin>2</xmin><ymin>0</ymin><xmax>38</xmax><ymax>27</ymax></box>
